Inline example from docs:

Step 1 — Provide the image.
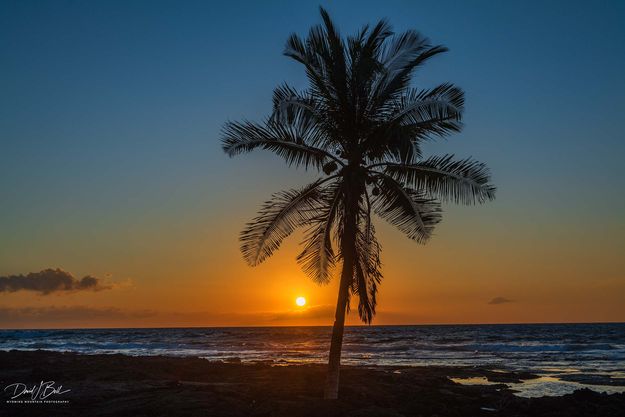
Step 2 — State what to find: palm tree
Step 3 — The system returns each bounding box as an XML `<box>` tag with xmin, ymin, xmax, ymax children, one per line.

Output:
<box><xmin>222</xmin><ymin>7</ymin><xmax>495</xmax><ymax>399</ymax></box>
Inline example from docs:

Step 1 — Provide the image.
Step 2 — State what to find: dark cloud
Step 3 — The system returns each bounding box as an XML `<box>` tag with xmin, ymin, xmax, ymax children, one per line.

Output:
<box><xmin>0</xmin><ymin>268</ymin><xmax>111</xmax><ymax>295</ymax></box>
<box><xmin>488</xmin><ymin>296</ymin><xmax>514</xmax><ymax>305</ymax></box>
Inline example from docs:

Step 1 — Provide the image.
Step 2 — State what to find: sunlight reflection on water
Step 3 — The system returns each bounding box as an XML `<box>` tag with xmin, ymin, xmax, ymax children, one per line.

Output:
<box><xmin>450</xmin><ymin>375</ymin><xmax>625</xmax><ymax>397</ymax></box>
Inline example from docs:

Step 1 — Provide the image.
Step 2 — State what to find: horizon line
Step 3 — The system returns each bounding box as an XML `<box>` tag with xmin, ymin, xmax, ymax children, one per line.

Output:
<box><xmin>2</xmin><ymin>320</ymin><xmax>624</xmax><ymax>331</ymax></box>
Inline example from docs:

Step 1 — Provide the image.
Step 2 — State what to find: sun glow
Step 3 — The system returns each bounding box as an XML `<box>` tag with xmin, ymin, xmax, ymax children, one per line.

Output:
<box><xmin>295</xmin><ymin>296</ymin><xmax>306</xmax><ymax>307</ymax></box>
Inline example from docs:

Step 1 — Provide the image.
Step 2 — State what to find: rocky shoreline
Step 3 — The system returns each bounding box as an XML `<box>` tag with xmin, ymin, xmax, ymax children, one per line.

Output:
<box><xmin>0</xmin><ymin>350</ymin><xmax>623</xmax><ymax>417</ymax></box>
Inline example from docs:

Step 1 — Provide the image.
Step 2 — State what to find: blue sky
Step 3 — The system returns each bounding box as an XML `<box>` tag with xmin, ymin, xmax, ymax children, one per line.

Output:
<box><xmin>2</xmin><ymin>1</ymin><xmax>623</xmax><ymax>220</ymax></box>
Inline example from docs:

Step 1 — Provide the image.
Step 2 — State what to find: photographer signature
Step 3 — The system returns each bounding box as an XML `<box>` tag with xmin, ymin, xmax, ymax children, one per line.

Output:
<box><xmin>4</xmin><ymin>381</ymin><xmax>70</xmax><ymax>400</ymax></box>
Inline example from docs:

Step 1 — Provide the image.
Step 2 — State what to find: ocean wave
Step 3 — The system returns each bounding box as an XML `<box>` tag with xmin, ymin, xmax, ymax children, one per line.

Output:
<box><xmin>2</xmin><ymin>323</ymin><xmax>624</xmax><ymax>375</ymax></box>
<box><xmin>462</xmin><ymin>343</ymin><xmax>617</xmax><ymax>353</ymax></box>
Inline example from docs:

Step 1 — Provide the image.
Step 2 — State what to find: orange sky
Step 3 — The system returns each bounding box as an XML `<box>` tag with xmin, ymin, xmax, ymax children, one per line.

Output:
<box><xmin>2</xmin><ymin>163</ymin><xmax>623</xmax><ymax>328</ymax></box>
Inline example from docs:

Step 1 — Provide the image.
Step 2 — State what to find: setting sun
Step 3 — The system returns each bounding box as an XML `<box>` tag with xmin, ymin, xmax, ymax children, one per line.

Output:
<box><xmin>295</xmin><ymin>297</ymin><xmax>306</xmax><ymax>307</ymax></box>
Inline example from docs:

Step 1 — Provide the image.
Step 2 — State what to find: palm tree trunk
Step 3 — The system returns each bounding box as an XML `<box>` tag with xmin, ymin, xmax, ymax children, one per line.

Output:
<box><xmin>324</xmin><ymin>184</ymin><xmax>358</xmax><ymax>400</ymax></box>
<box><xmin>323</xmin><ymin>254</ymin><xmax>352</xmax><ymax>399</ymax></box>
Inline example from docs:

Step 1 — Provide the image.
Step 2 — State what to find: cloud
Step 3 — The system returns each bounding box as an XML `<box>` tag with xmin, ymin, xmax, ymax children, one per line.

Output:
<box><xmin>0</xmin><ymin>268</ymin><xmax>112</xmax><ymax>295</ymax></box>
<box><xmin>488</xmin><ymin>296</ymin><xmax>514</xmax><ymax>305</ymax></box>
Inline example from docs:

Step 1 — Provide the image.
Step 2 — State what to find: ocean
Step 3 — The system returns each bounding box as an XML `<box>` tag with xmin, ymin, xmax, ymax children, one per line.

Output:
<box><xmin>1</xmin><ymin>323</ymin><xmax>624</xmax><ymax>397</ymax></box>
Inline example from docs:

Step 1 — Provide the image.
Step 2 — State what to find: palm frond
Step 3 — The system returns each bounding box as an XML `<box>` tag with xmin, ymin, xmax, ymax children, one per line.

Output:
<box><xmin>369</xmin><ymin>32</ymin><xmax>448</xmax><ymax>111</ymax></box>
<box><xmin>362</xmin><ymin>18</ymin><xmax>393</xmax><ymax>57</ymax></box>
<box><xmin>271</xmin><ymin>83</ymin><xmax>315</xmax><ymax>123</ymax></box>
<box><xmin>240</xmin><ymin>180</ymin><xmax>330</xmax><ymax>266</ymax></box>
<box><xmin>363</xmin><ymin>83</ymin><xmax>464</xmax><ymax>163</ymax></box>
<box><xmin>379</xmin><ymin>30</ymin><xmax>430</xmax><ymax>73</ymax></box>
<box><xmin>383</xmin><ymin>155</ymin><xmax>496</xmax><ymax>204</ymax></box>
<box><xmin>352</xmin><ymin>200</ymin><xmax>382</xmax><ymax>323</ymax></box>
<box><xmin>297</xmin><ymin>180</ymin><xmax>342</xmax><ymax>284</ymax></box>
<box><xmin>284</xmin><ymin>32</ymin><xmax>336</xmax><ymax>106</ymax></box>
<box><xmin>347</xmin><ymin>18</ymin><xmax>392</xmax><ymax>112</ymax></box>
<box><xmin>319</xmin><ymin>7</ymin><xmax>348</xmax><ymax>102</ymax></box>
<box><xmin>270</xmin><ymin>84</ymin><xmax>341</xmax><ymax>152</ymax></box>
<box><xmin>363</xmin><ymin>121</ymin><xmax>424</xmax><ymax>165</ymax></box>
<box><xmin>222</xmin><ymin>119</ymin><xmax>339</xmax><ymax>170</ymax></box>
<box><xmin>373</xmin><ymin>173</ymin><xmax>442</xmax><ymax>243</ymax></box>
<box><xmin>390</xmin><ymin>83</ymin><xmax>464</xmax><ymax>131</ymax></box>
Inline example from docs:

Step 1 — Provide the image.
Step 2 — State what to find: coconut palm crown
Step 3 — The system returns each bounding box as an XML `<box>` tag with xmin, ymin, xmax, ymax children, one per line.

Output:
<box><xmin>222</xmin><ymin>7</ymin><xmax>495</xmax><ymax>399</ymax></box>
